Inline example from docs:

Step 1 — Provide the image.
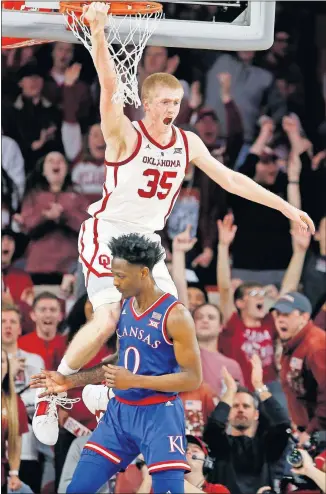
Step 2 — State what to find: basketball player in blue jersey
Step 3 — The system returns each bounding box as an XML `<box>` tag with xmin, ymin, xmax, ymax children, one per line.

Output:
<box><xmin>31</xmin><ymin>233</ymin><xmax>202</xmax><ymax>494</ymax></box>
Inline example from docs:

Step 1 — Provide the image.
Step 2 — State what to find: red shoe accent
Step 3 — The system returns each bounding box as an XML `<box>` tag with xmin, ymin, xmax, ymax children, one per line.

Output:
<box><xmin>36</xmin><ymin>401</ymin><xmax>50</xmax><ymax>417</ymax></box>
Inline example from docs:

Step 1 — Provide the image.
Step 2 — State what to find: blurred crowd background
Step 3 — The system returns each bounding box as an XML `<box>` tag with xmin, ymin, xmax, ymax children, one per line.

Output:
<box><xmin>1</xmin><ymin>1</ymin><xmax>326</xmax><ymax>494</ymax></box>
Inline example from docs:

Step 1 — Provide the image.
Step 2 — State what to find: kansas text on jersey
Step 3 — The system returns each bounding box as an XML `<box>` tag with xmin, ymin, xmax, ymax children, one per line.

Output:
<box><xmin>114</xmin><ymin>293</ymin><xmax>180</xmax><ymax>405</ymax></box>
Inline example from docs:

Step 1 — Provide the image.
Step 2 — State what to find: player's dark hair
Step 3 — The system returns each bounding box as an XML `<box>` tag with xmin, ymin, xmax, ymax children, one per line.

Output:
<box><xmin>108</xmin><ymin>234</ymin><xmax>164</xmax><ymax>271</ymax></box>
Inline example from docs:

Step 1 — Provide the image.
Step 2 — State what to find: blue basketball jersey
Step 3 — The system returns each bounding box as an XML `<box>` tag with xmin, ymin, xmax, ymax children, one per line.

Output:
<box><xmin>114</xmin><ymin>292</ymin><xmax>180</xmax><ymax>404</ymax></box>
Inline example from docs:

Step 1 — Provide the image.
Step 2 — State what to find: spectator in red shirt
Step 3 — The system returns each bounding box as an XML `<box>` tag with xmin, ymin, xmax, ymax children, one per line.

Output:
<box><xmin>15</xmin><ymin>151</ymin><xmax>89</xmax><ymax>282</ymax></box>
<box><xmin>18</xmin><ymin>291</ymin><xmax>67</xmax><ymax>370</ymax></box>
<box><xmin>1</xmin><ymin>349</ymin><xmax>30</xmax><ymax>494</ymax></box>
<box><xmin>216</xmin><ymin>213</ymin><xmax>309</xmax><ymax>412</ymax></box>
<box><xmin>193</xmin><ymin>303</ymin><xmax>244</xmax><ymax>396</ymax></box>
<box><xmin>271</xmin><ymin>292</ymin><xmax>326</xmax><ymax>445</ymax></box>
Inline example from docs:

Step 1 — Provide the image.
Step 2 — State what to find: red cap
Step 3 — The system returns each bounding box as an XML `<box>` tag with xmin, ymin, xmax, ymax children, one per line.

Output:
<box><xmin>186</xmin><ymin>434</ymin><xmax>208</xmax><ymax>456</ymax></box>
<box><xmin>315</xmin><ymin>449</ymin><xmax>326</xmax><ymax>471</ymax></box>
<box><xmin>203</xmin><ymin>481</ymin><xmax>230</xmax><ymax>493</ymax></box>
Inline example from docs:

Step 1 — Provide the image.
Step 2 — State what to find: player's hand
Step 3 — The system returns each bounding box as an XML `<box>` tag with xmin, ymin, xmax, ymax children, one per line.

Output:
<box><xmin>192</xmin><ymin>247</ymin><xmax>213</xmax><ymax>268</ymax></box>
<box><xmin>172</xmin><ymin>225</ymin><xmax>197</xmax><ymax>253</ymax></box>
<box><xmin>103</xmin><ymin>365</ymin><xmax>136</xmax><ymax>390</ymax></box>
<box><xmin>8</xmin><ymin>475</ymin><xmax>22</xmax><ymax>492</ymax></box>
<box><xmin>250</xmin><ymin>354</ymin><xmax>264</xmax><ymax>390</ymax></box>
<box><xmin>83</xmin><ymin>2</ymin><xmax>110</xmax><ymax>30</ymax></box>
<box><xmin>281</xmin><ymin>204</ymin><xmax>315</xmax><ymax>234</ymax></box>
<box><xmin>30</xmin><ymin>370</ymin><xmax>71</xmax><ymax>396</ymax></box>
<box><xmin>217</xmin><ymin>213</ymin><xmax>237</xmax><ymax>246</ymax></box>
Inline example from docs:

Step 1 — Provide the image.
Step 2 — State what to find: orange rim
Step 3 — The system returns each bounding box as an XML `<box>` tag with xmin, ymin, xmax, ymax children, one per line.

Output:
<box><xmin>2</xmin><ymin>1</ymin><xmax>54</xmax><ymax>13</ymax></box>
<box><xmin>59</xmin><ymin>1</ymin><xmax>163</xmax><ymax>16</ymax></box>
<box><xmin>2</xmin><ymin>37</ymin><xmax>54</xmax><ymax>49</ymax></box>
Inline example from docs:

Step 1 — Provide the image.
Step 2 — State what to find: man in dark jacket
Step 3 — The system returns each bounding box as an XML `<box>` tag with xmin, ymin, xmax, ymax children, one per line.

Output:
<box><xmin>203</xmin><ymin>355</ymin><xmax>290</xmax><ymax>494</ymax></box>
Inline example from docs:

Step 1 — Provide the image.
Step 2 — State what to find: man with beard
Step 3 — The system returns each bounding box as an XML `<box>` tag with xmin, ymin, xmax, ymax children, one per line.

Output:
<box><xmin>203</xmin><ymin>355</ymin><xmax>290</xmax><ymax>494</ymax></box>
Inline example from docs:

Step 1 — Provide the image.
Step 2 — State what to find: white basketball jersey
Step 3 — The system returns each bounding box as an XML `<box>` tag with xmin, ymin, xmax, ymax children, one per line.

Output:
<box><xmin>87</xmin><ymin>121</ymin><xmax>189</xmax><ymax>233</ymax></box>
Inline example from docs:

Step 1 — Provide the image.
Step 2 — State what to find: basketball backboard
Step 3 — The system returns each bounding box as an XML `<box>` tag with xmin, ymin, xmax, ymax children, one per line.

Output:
<box><xmin>2</xmin><ymin>1</ymin><xmax>275</xmax><ymax>51</ymax></box>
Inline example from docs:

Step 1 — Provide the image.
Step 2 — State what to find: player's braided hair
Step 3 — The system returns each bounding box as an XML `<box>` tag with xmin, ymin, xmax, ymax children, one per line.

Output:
<box><xmin>108</xmin><ymin>234</ymin><xmax>164</xmax><ymax>271</ymax></box>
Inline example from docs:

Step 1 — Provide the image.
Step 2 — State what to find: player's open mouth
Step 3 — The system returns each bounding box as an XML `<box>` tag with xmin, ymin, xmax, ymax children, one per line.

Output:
<box><xmin>163</xmin><ymin>117</ymin><xmax>173</xmax><ymax>126</ymax></box>
<box><xmin>52</xmin><ymin>167</ymin><xmax>60</xmax><ymax>174</ymax></box>
<box><xmin>256</xmin><ymin>303</ymin><xmax>263</xmax><ymax>310</ymax></box>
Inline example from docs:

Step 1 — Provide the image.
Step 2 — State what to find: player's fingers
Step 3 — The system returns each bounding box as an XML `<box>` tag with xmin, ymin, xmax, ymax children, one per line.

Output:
<box><xmin>304</xmin><ymin>215</ymin><xmax>315</xmax><ymax>234</ymax></box>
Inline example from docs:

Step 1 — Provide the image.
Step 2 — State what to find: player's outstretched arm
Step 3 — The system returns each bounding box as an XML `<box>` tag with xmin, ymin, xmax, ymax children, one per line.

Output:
<box><xmin>30</xmin><ymin>352</ymin><xmax>118</xmax><ymax>396</ymax></box>
<box><xmin>187</xmin><ymin>131</ymin><xmax>315</xmax><ymax>234</ymax></box>
<box><xmin>84</xmin><ymin>3</ymin><xmax>136</xmax><ymax>153</ymax></box>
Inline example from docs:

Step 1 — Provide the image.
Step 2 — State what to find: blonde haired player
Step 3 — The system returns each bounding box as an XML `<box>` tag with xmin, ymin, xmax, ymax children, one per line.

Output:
<box><xmin>32</xmin><ymin>2</ymin><xmax>314</xmax><ymax>445</ymax></box>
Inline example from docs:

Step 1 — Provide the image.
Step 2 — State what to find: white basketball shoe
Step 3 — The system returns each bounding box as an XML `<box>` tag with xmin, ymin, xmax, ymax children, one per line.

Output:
<box><xmin>32</xmin><ymin>388</ymin><xmax>80</xmax><ymax>445</ymax></box>
<box><xmin>82</xmin><ymin>384</ymin><xmax>113</xmax><ymax>422</ymax></box>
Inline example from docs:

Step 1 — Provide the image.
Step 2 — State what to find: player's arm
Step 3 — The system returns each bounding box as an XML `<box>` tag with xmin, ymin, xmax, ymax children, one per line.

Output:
<box><xmin>105</xmin><ymin>305</ymin><xmax>202</xmax><ymax>393</ymax></box>
<box><xmin>186</xmin><ymin>131</ymin><xmax>315</xmax><ymax>233</ymax></box>
<box><xmin>30</xmin><ymin>351</ymin><xmax>118</xmax><ymax>396</ymax></box>
<box><xmin>84</xmin><ymin>3</ymin><xmax>136</xmax><ymax>153</ymax></box>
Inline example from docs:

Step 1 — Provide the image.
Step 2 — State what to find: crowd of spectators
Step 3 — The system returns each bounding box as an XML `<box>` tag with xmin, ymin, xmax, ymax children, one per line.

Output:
<box><xmin>1</xmin><ymin>2</ymin><xmax>326</xmax><ymax>493</ymax></box>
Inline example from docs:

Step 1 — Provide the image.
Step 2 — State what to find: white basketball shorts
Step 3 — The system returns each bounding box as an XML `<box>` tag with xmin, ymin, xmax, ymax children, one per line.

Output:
<box><xmin>78</xmin><ymin>218</ymin><xmax>178</xmax><ymax>310</ymax></box>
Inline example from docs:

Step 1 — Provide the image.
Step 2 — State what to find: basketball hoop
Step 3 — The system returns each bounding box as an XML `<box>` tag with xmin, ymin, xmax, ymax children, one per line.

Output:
<box><xmin>59</xmin><ymin>1</ymin><xmax>163</xmax><ymax>107</ymax></box>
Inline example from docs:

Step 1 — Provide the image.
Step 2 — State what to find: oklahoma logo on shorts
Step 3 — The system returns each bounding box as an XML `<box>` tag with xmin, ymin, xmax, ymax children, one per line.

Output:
<box><xmin>99</xmin><ymin>254</ymin><xmax>111</xmax><ymax>269</ymax></box>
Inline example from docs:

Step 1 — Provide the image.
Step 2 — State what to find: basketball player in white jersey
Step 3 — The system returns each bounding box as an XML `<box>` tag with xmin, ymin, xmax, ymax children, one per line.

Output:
<box><xmin>32</xmin><ymin>2</ymin><xmax>315</xmax><ymax>445</ymax></box>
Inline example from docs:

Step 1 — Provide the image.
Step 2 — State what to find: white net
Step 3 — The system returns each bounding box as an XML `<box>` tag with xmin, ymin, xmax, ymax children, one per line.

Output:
<box><xmin>62</xmin><ymin>9</ymin><xmax>163</xmax><ymax>107</ymax></box>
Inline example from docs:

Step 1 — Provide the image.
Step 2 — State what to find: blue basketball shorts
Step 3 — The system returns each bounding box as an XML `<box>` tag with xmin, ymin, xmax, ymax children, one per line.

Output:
<box><xmin>80</xmin><ymin>396</ymin><xmax>190</xmax><ymax>473</ymax></box>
